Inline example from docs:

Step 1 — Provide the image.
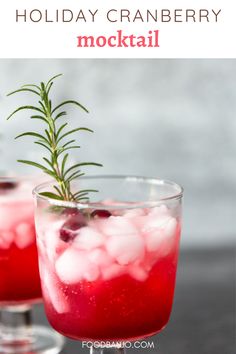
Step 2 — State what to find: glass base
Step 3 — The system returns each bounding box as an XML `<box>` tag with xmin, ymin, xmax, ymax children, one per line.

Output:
<box><xmin>0</xmin><ymin>325</ymin><xmax>65</xmax><ymax>354</ymax></box>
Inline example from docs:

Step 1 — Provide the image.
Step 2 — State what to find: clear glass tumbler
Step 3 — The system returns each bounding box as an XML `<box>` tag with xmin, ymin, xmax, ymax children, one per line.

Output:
<box><xmin>0</xmin><ymin>176</ymin><xmax>64</xmax><ymax>353</ymax></box>
<box><xmin>33</xmin><ymin>176</ymin><xmax>183</xmax><ymax>354</ymax></box>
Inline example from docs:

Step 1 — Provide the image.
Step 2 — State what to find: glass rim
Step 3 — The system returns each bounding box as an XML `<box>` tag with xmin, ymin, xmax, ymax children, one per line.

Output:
<box><xmin>32</xmin><ymin>175</ymin><xmax>183</xmax><ymax>210</ymax></box>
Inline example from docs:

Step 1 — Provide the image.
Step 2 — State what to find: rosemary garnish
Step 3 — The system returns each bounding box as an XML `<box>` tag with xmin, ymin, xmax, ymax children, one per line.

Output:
<box><xmin>7</xmin><ymin>74</ymin><xmax>102</xmax><ymax>202</ymax></box>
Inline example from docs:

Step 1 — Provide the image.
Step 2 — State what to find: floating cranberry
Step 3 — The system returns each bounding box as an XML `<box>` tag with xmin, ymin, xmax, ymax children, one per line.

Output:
<box><xmin>91</xmin><ymin>210</ymin><xmax>111</xmax><ymax>218</ymax></box>
<box><xmin>59</xmin><ymin>229</ymin><xmax>76</xmax><ymax>243</ymax></box>
<box><xmin>59</xmin><ymin>211</ymin><xmax>86</xmax><ymax>242</ymax></box>
<box><xmin>63</xmin><ymin>213</ymin><xmax>86</xmax><ymax>231</ymax></box>
<box><xmin>0</xmin><ymin>181</ymin><xmax>17</xmax><ymax>190</ymax></box>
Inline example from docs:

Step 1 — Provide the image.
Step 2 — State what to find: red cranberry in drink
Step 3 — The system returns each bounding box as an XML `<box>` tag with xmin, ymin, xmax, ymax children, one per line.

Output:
<box><xmin>59</xmin><ymin>229</ymin><xmax>76</xmax><ymax>243</ymax></box>
<box><xmin>60</xmin><ymin>210</ymin><xmax>86</xmax><ymax>242</ymax></box>
<box><xmin>0</xmin><ymin>181</ymin><xmax>17</xmax><ymax>191</ymax></box>
<box><xmin>64</xmin><ymin>214</ymin><xmax>86</xmax><ymax>231</ymax></box>
<box><xmin>91</xmin><ymin>210</ymin><xmax>111</xmax><ymax>218</ymax></box>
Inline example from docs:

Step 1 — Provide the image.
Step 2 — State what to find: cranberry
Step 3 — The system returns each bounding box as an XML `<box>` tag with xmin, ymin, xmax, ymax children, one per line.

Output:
<box><xmin>59</xmin><ymin>210</ymin><xmax>86</xmax><ymax>242</ymax></box>
<box><xmin>0</xmin><ymin>181</ymin><xmax>17</xmax><ymax>190</ymax></box>
<box><xmin>59</xmin><ymin>229</ymin><xmax>76</xmax><ymax>243</ymax></box>
<box><xmin>91</xmin><ymin>210</ymin><xmax>111</xmax><ymax>218</ymax></box>
<box><xmin>63</xmin><ymin>213</ymin><xmax>86</xmax><ymax>230</ymax></box>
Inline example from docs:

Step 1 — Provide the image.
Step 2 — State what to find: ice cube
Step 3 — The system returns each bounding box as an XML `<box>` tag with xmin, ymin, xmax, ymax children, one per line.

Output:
<box><xmin>0</xmin><ymin>201</ymin><xmax>34</xmax><ymax>230</ymax></box>
<box><xmin>159</xmin><ymin>220</ymin><xmax>178</xmax><ymax>257</ymax></box>
<box><xmin>164</xmin><ymin>218</ymin><xmax>177</xmax><ymax>238</ymax></box>
<box><xmin>129</xmin><ymin>264</ymin><xmax>148</xmax><ymax>281</ymax></box>
<box><xmin>0</xmin><ymin>238</ymin><xmax>9</xmax><ymax>249</ymax></box>
<box><xmin>145</xmin><ymin>218</ymin><xmax>177</xmax><ymax>252</ymax></box>
<box><xmin>145</xmin><ymin>219</ymin><xmax>177</xmax><ymax>256</ymax></box>
<box><xmin>106</xmin><ymin>233</ymin><xmax>144</xmax><ymax>265</ymax></box>
<box><xmin>159</xmin><ymin>237</ymin><xmax>176</xmax><ymax>257</ymax></box>
<box><xmin>0</xmin><ymin>231</ymin><xmax>15</xmax><ymax>249</ymax></box>
<box><xmin>102</xmin><ymin>264</ymin><xmax>126</xmax><ymax>280</ymax></box>
<box><xmin>143</xmin><ymin>214</ymin><xmax>172</xmax><ymax>232</ymax></box>
<box><xmin>84</xmin><ymin>266</ymin><xmax>100</xmax><ymax>282</ymax></box>
<box><xmin>99</xmin><ymin>216</ymin><xmax>138</xmax><ymax>237</ymax></box>
<box><xmin>55</xmin><ymin>248</ymin><xmax>100</xmax><ymax>284</ymax></box>
<box><xmin>149</xmin><ymin>205</ymin><xmax>169</xmax><ymax>217</ymax></box>
<box><xmin>41</xmin><ymin>265</ymin><xmax>70</xmax><ymax>314</ymax></box>
<box><xmin>37</xmin><ymin>238</ymin><xmax>46</xmax><ymax>258</ymax></box>
<box><xmin>145</xmin><ymin>229</ymin><xmax>166</xmax><ymax>252</ymax></box>
<box><xmin>73</xmin><ymin>227</ymin><xmax>105</xmax><ymax>250</ymax></box>
<box><xmin>88</xmin><ymin>249</ymin><xmax>113</xmax><ymax>268</ymax></box>
<box><xmin>124</xmin><ymin>208</ymin><xmax>146</xmax><ymax>218</ymax></box>
<box><xmin>0</xmin><ymin>205</ymin><xmax>17</xmax><ymax>230</ymax></box>
<box><xmin>15</xmin><ymin>223</ymin><xmax>35</xmax><ymax>249</ymax></box>
<box><xmin>44</xmin><ymin>221</ymin><xmax>68</xmax><ymax>262</ymax></box>
<box><xmin>18</xmin><ymin>202</ymin><xmax>34</xmax><ymax>221</ymax></box>
<box><xmin>129</xmin><ymin>215</ymin><xmax>147</xmax><ymax>230</ymax></box>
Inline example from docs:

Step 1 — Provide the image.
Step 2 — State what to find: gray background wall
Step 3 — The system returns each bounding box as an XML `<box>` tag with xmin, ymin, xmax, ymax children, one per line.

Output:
<box><xmin>0</xmin><ymin>59</ymin><xmax>235</xmax><ymax>248</ymax></box>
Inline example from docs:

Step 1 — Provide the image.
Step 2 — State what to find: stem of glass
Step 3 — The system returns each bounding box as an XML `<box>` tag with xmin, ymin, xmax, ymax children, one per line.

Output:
<box><xmin>0</xmin><ymin>304</ymin><xmax>34</xmax><ymax>352</ymax></box>
<box><xmin>90</xmin><ymin>345</ymin><xmax>126</xmax><ymax>354</ymax></box>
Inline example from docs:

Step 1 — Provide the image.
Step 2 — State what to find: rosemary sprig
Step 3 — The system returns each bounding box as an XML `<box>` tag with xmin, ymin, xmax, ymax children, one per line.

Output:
<box><xmin>7</xmin><ymin>74</ymin><xmax>102</xmax><ymax>202</ymax></box>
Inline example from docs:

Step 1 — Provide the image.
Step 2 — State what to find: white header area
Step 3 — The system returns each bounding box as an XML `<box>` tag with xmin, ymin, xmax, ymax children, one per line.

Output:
<box><xmin>0</xmin><ymin>0</ymin><xmax>235</xmax><ymax>58</ymax></box>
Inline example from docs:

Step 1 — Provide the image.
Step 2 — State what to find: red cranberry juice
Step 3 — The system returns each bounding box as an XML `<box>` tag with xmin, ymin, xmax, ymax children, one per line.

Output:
<box><xmin>38</xmin><ymin>206</ymin><xmax>181</xmax><ymax>341</ymax></box>
<box><xmin>0</xmin><ymin>185</ymin><xmax>42</xmax><ymax>304</ymax></box>
<box><xmin>45</xmin><ymin>242</ymin><xmax>179</xmax><ymax>341</ymax></box>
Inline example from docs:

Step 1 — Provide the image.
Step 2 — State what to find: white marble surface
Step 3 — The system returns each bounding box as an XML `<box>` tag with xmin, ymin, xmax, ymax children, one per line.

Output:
<box><xmin>0</xmin><ymin>59</ymin><xmax>235</xmax><ymax>247</ymax></box>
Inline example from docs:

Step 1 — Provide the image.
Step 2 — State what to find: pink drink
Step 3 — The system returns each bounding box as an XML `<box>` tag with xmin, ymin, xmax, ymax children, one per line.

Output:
<box><xmin>0</xmin><ymin>180</ymin><xmax>41</xmax><ymax>304</ymax></box>
<box><xmin>36</xmin><ymin>203</ymin><xmax>181</xmax><ymax>341</ymax></box>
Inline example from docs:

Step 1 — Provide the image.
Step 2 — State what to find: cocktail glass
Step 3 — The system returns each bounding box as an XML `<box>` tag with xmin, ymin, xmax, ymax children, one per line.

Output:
<box><xmin>33</xmin><ymin>176</ymin><xmax>183</xmax><ymax>354</ymax></box>
<box><xmin>0</xmin><ymin>177</ymin><xmax>64</xmax><ymax>353</ymax></box>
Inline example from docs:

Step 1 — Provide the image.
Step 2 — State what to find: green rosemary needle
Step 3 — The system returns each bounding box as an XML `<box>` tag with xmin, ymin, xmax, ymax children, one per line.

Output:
<box><xmin>7</xmin><ymin>74</ymin><xmax>102</xmax><ymax>202</ymax></box>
